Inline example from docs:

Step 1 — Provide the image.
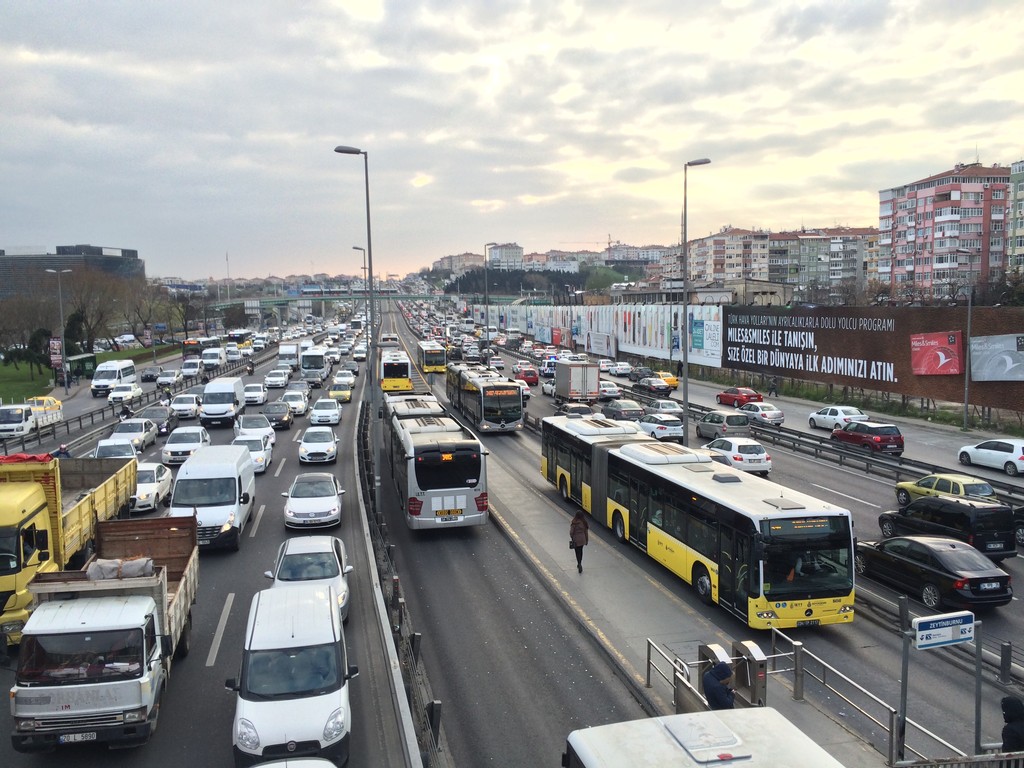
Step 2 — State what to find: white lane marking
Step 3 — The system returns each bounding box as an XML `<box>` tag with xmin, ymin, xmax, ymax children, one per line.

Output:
<box><xmin>274</xmin><ymin>457</ymin><xmax>287</xmax><ymax>477</ymax></box>
<box><xmin>812</xmin><ymin>483</ymin><xmax>881</xmax><ymax>508</ymax></box>
<box><xmin>249</xmin><ymin>503</ymin><xmax>265</xmax><ymax>537</ymax></box>
<box><xmin>205</xmin><ymin>592</ymin><xmax>234</xmax><ymax>667</ymax></box>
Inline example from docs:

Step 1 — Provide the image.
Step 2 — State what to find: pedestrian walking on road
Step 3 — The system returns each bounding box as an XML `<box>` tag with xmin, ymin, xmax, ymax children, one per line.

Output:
<box><xmin>703</xmin><ymin>662</ymin><xmax>736</xmax><ymax>710</ymax></box>
<box><xmin>767</xmin><ymin>376</ymin><xmax>779</xmax><ymax>397</ymax></box>
<box><xmin>569</xmin><ymin>511</ymin><xmax>589</xmax><ymax>573</ymax></box>
<box><xmin>1002</xmin><ymin>695</ymin><xmax>1024</xmax><ymax>752</ymax></box>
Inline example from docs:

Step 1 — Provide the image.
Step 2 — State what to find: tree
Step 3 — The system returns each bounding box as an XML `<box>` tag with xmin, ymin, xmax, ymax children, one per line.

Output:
<box><xmin>222</xmin><ymin>303</ymin><xmax>248</xmax><ymax>329</ymax></box>
<box><xmin>66</xmin><ymin>267</ymin><xmax>122</xmax><ymax>352</ymax></box>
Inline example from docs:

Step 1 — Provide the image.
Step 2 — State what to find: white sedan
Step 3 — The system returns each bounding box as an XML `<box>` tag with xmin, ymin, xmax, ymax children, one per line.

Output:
<box><xmin>109</xmin><ymin>418</ymin><xmax>158</xmax><ymax>450</ymax></box>
<box><xmin>282</xmin><ymin>472</ymin><xmax>346</xmax><ymax>529</ymax></box>
<box><xmin>807</xmin><ymin>405</ymin><xmax>869</xmax><ymax>430</ymax></box>
<box><xmin>161</xmin><ymin>426</ymin><xmax>211</xmax><ymax>465</ymax></box>
<box><xmin>264</xmin><ymin>535</ymin><xmax>354</xmax><ymax>622</ymax></box>
<box><xmin>170</xmin><ymin>394</ymin><xmax>201</xmax><ymax>419</ymax></box>
<box><xmin>156</xmin><ymin>369</ymin><xmax>184</xmax><ymax>387</ymax></box>
<box><xmin>281</xmin><ymin>391</ymin><xmax>308</xmax><ymax>415</ymax></box>
<box><xmin>739</xmin><ymin>402</ymin><xmax>785</xmax><ymax>427</ymax></box>
<box><xmin>598</xmin><ymin>359</ymin><xmax>615</xmax><ymax>372</ymax></box>
<box><xmin>232</xmin><ymin>434</ymin><xmax>274</xmax><ymax>474</ymax></box>
<box><xmin>264</xmin><ymin>370</ymin><xmax>289</xmax><ymax>388</ymax></box>
<box><xmin>598</xmin><ymin>381</ymin><xmax>623</xmax><ymax>400</ymax></box>
<box><xmin>333</xmin><ymin>370</ymin><xmax>356</xmax><ymax>386</ymax></box>
<box><xmin>132</xmin><ymin>462</ymin><xmax>173</xmax><ymax>512</ymax></box>
<box><xmin>541</xmin><ymin>379</ymin><xmax>558</xmax><ymax>397</ymax></box>
<box><xmin>609</xmin><ymin>362</ymin><xmax>633</xmax><ymax>376</ymax></box>
<box><xmin>244</xmin><ymin>383</ymin><xmax>268</xmax><ymax>405</ymax></box>
<box><xmin>702</xmin><ymin>438</ymin><xmax>772</xmax><ymax>475</ymax></box>
<box><xmin>108</xmin><ymin>383</ymin><xmax>144</xmax><ymax>404</ymax></box>
<box><xmin>234</xmin><ymin>413</ymin><xmax>277</xmax><ymax>445</ymax></box>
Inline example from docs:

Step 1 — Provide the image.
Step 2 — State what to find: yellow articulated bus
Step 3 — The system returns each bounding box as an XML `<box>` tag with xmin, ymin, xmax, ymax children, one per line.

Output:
<box><xmin>540</xmin><ymin>415</ymin><xmax>855</xmax><ymax>630</ymax></box>
<box><xmin>379</xmin><ymin>350</ymin><xmax>414</xmax><ymax>392</ymax></box>
<box><xmin>416</xmin><ymin>340</ymin><xmax>447</xmax><ymax>374</ymax></box>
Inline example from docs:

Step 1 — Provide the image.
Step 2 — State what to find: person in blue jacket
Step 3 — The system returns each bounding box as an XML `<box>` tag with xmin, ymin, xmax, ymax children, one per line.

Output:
<box><xmin>703</xmin><ymin>662</ymin><xmax>736</xmax><ymax>710</ymax></box>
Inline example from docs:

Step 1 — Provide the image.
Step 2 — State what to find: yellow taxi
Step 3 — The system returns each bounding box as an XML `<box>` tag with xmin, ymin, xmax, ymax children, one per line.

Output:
<box><xmin>27</xmin><ymin>396</ymin><xmax>63</xmax><ymax>415</ymax></box>
<box><xmin>653</xmin><ymin>371</ymin><xmax>678</xmax><ymax>389</ymax></box>
<box><xmin>328</xmin><ymin>382</ymin><xmax>352</xmax><ymax>403</ymax></box>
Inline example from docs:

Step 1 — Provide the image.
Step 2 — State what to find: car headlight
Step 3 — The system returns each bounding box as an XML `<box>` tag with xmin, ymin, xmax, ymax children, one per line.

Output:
<box><xmin>236</xmin><ymin>717</ymin><xmax>260</xmax><ymax>751</ymax></box>
<box><xmin>300</xmin><ymin>446</ymin><xmax>309</xmax><ymax>458</ymax></box>
<box><xmin>323</xmin><ymin>707</ymin><xmax>348</xmax><ymax>742</ymax></box>
<box><xmin>137</xmin><ymin>492</ymin><xmax>151</xmax><ymax>501</ymax></box>
<box><xmin>123</xmin><ymin>706</ymin><xmax>148</xmax><ymax>723</ymax></box>
<box><xmin>254</xmin><ymin>456</ymin><xmax>265</xmax><ymax>465</ymax></box>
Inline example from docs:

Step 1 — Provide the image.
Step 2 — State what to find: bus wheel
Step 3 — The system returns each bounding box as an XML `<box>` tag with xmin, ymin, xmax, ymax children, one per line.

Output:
<box><xmin>693</xmin><ymin>565</ymin><xmax>713</xmax><ymax>605</ymax></box>
<box><xmin>612</xmin><ymin>512</ymin><xmax>626</xmax><ymax>543</ymax></box>
<box><xmin>559</xmin><ymin>478</ymin><xmax>569</xmax><ymax>501</ymax></box>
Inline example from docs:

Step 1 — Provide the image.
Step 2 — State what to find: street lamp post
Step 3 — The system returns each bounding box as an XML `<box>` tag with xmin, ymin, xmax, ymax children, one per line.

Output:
<box><xmin>484</xmin><ymin>243</ymin><xmax>497</xmax><ymax>337</ymax></box>
<box><xmin>353</xmin><ymin>246</ymin><xmax>367</xmax><ymax>310</ymax></box>
<box><xmin>45</xmin><ymin>268</ymin><xmax>72</xmax><ymax>395</ymax></box>
<box><xmin>960</xmin><ymin>285</ymin><xmax>974</xmax><ymax>431</ymax></box>
<box><xmin>335</xmin><ymin>145</ymin><xmax>379</xmax><ymax>495</ymax></box>
<box><xmin>679</xmin><ymin>158</ymin><xmax>710</xmax><ymax>446</ymax></box>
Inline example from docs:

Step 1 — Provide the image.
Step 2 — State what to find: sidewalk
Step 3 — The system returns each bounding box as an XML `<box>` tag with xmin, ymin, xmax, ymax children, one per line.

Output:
<box><xmin>485</xmin><ymin>448</ymin><xmax>887</xmax><ymax>768</ymax></box>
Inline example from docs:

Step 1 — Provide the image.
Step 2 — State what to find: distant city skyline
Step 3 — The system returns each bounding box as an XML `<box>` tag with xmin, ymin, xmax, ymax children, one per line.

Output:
<box><xmin>4</xmin><ymin>2</ymin><xmax>1022</xmax><ymax>280</ymax></box>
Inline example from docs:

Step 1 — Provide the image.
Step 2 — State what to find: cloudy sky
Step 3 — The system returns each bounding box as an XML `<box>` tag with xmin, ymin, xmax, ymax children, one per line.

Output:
<box><xmin>3</xmin><ymin>0</ymin><xmax>1022</xmax><ymax>281</ymax></box>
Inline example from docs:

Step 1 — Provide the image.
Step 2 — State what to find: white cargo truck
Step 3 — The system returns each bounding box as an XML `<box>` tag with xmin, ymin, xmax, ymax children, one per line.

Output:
<box><xmin>10</xmin><ymin>516</ymin><xmax>199</xmax><ymax>752</ymax></box>
<box><xmin>0</xmin><ymin>399</ymin><xmax>64</xmax><ymax>438</ymax></box>
<box><xmin>553</xmin><ymin>360</ymin><xmax>600</xmax><ymax>404</ymax></box>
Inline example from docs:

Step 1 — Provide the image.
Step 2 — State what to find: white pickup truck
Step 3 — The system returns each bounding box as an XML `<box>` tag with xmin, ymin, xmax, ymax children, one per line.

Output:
<box><xmin>0</xmin><ymin>397</ymin><xmax>64</xmax><ymax>438</ymax></box>
<box><xmin>10</xmin><ymin>516</ymin><xmax>198</xmax><ymax>752</ymax></box>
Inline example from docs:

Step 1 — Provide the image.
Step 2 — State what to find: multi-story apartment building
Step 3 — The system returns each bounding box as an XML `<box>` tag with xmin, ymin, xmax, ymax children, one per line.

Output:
<box><xmin>879</xmin><ymin>162</ymin><xmax>1009</xmax><ymax>299</ymax></box>
<box><xmin>1009</xmin><ymin>160</ymin><xmax>1024</xmax><ymax>271</ymax></box>
<box><xmin>433</xmin><ymin>252</ymin><xmax>485</xmax><ymax>277</ymax></box>
<box><xmin>486</xmin><ymin>242</ymin><xmax>524</xmax><ymax>271</ymax></box>
<box><xmin>686</xmin><ymin>227</ymin><xmax>770</xmax><ymax>285</ymax></box>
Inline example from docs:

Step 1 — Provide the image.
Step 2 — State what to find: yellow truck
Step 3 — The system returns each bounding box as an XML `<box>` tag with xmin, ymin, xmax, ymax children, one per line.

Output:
<box><xmin>0</xmin><ymin>455</ymin><xmax>137</xmax><ymax>645</ymax></box>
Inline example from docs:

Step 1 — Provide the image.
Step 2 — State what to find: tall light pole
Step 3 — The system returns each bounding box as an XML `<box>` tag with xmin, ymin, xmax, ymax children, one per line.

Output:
<box><xmin>484</xmin><ymin>242</ymin><xmax>497</xmax><ymax>338</ymax></box>
<box><xmin>353</xmin><ymin>246</ymin><xmax>367</xmax><ymax>310</ymax></box>
<box><xmin>335</xmin><ymin>145</ymin><xmax>379</xmax><ymax>495</ymax></box>
<box><xmin>46</xmin><ymin>268</ymin><xmax>72</xmax><ymax>395</ymax></box>
<box><xmin>680</xmin><ymin>158</ymin><xmax>711</xmax><ymax>446</ymax></box>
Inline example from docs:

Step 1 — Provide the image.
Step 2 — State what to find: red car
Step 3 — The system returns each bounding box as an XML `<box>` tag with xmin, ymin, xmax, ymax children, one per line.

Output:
<box><xmin>716</xmin><ymin>387</ymin><xmax>762</xmax><ymax>407</ymax></box>
<box><xmin>515</xmin><ymin>367</ymin><xmax>539</xmax><ymax>385</ymax></box>
<box><xmin>830</xmin><ymin>421</ymin><xmax>904</xmax><ymax>456</ymax></box>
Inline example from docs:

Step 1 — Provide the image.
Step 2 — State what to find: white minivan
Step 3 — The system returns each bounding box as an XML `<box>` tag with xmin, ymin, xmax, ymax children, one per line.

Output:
<box><xmin>228</xmin><ymin>585</ymin><xmax>358</xmax><ymax>766</ymax></box>
<box><xmin>202</xmin><ymin>346</ymin><xmax>227</xmax><ymax>371</ymax></box>
<box><xmin>90</xmin><ymin>360</ymin><xmax>137</xmax><ymax>397</ymax></box>
<box><xmin>168</xmin><ymin>444</ymin><xmax>255</xmax><ymax>550</ymax></box>
<box><xmin>201</xmin><ymin>376</ymin><xmax>246</xmax><ymax>427</ymax></box>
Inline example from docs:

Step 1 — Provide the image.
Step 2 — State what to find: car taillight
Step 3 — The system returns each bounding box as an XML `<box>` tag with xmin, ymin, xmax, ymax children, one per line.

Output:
<box><xmin>656</xmin><ymin>426</ymin><xmax>666</xmax><ymax>431</ymax></box>
<box><xmin>872</xmin><ymin>435</ymin><xmax>882</xmax><ymax>442</ymax></box>
<box><xmin>408</xmin><ymin>497</ymin><xmax>423</xmax><ymax>516</ymax></box>
<box><xmin>475</xmin><ymin>492</ymin><xmax>489</xmax><ymax>512</ymax></box>
<box><xmin>731</xmin><ymin>454</ymin><xmax>744</xmax><ymax>462</ymax></box>
<box><xmin>952</xmin><ymin>578</ymin><xmax>968</xmax><ymax>590</ymax></box>
<box><xmin>967</xmin><ymin>533</ymin><xmax>974</xmax><ymax>546</ymax></box>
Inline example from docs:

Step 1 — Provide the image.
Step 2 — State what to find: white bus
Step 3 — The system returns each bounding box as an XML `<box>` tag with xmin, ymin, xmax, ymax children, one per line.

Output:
<box><xmin>562</xmin><ymin>708</ymin><xmax>846</xmax><ymax>768</ymax></box>
<box><xmin>378</xmin><ymin>333</ymin><xmax>400</xmax><ymax>348</ymax></box>
<box><xmin>445</xmin><ymin>363</ymin><xmax>524</xmax><ymax>433</ymax></box>
<box><xmin>383</xmin><ymin>394</ymin><xmax>489</xmax><ymax>530</ymax></box>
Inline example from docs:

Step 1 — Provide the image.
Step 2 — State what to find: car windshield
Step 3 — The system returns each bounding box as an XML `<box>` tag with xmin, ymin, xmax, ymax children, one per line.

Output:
<box><xmin>973</xmin><ymin>508</ymin><xmax>1012</xmax><ymax>531</ymax></box>
<box><xmin>264</xmin><ymin>404</ymin><xmax>288</xmax><ymax>414</ymax></box>
<box><xmin>112</xmin><ymin>423</ymin><xmax>142</xmax><ymax>434</ymax></box>
<box><xmin>245</xmin><ymin>386</ymin><xmax>263</xmax><ymax>392</ymax></box>
<box><xmin>96</xmin><ymin>444</ymin><xmax>135</xmax><ymax>458</ymax></box>
<box><xmin>167</xmin><ymin>431</ymin><xmax>202</xmax><ymax>445</ymax></box>
<box><xmin>172</xmin><ymin>477</ymin><xmax>236</xmax><ymax>506</ymax></box>
<box><xmin>172</xmin><ymin>396</ymin><xmax>195</xmax><ymax>406</ymax></box>
<box><xmin>205</xmin><ymin>392</ymin><xmax>234</xmax><ymax>404</ymax></box>
<box><xmin>277</xmin><ymin>552</ymin><xmax>340</xmax><ymax>581</ymax></box>
<box><xmin>234</xmin><ymin>439</ymin><xmax>264</xmax><ymax>452</ymax></box>
<box><xmin>241</xmin><ymin>644</ymin><xmax>341</xmax><ymax>699</ymax></box>
<box><xmin>239</xmin><ymin>416</ymin><xmax>270</xmax><ymax>429</ymax></box>
<box><xmin>290</xmin><ymin>478</ymin><xmax>336</xmax><ymax>498</ymax></box>
<box><xmin>139</xmin><ymin>408</ymin><xmax>165</xmax><ymax>419</ymax></box>
<box><xmin>313</xmin><ymin>402</ymin><xmax>336</xmax><ymax>411</ymax></box>
<box><xmin>136</xmin><ymin>469</ymin><xmax>157</xmax><ymax>483</ymax></box>
<box><xmin>304</xmin><ymin>431</ymin><xmax>333</xmax><ymax>444</ymax></box>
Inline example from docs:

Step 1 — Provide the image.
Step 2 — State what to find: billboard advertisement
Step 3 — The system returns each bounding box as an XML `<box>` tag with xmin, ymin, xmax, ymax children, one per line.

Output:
<box><xmin>970</xmin><ymin>333</ymin><xmax>1024</xmax><ymax>382</ymax></box>
<box><xmin>909</xmin><ymin>331</ymin><xmax>962</xmax><ymax>375</ymax></box>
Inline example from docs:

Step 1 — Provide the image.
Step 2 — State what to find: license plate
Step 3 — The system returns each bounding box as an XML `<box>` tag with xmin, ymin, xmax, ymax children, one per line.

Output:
<box><xmin>979</xmin><ymin>582</ymin><xmax>1000</xmax><ymax>590</ymax></box>
<box><xmin>986</xmin><ymin>542</ymin><xmax>1002</xmax><ymax>550</ymax></box>
<box><xmin>435</xmin><ymin>509</ymin><xmax>462</xmax><ymax>517</ymax></box>
<box><xmin>796</xmin><ymin>619</ymin><xmax>821</xmax><ymax>627</ymax></box>
<box><xmin>59</xmin><ymin>733</ymin><xmax>97</xmax><ymax>744</ymax></box>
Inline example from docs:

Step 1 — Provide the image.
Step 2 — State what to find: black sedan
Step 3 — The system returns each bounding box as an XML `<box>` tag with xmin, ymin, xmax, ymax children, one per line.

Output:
<box><xmin>633</xmin><ymin>377</ymin><xmax>673</xmax><ymax>396</ymax></box>
<box><xmin>263</xmin><ymin>401</ymin><xmax>294</xmax><ymax>430</ymax></box>
<box><xmin>627</xmin><ymin>366</ymin><xmax>654</xmax><ymax>382</ymax></box>
<box><xmin>855</xmin><ymin>535</ymin><xmax>1012</xmax><ymax>610</ymax></box>
<box><xmin>137</xmin><ymin>404</ymin><xmax>179</xmax><ymax>436</ymax></box>
<box><xmin>140</xmin><ymin>366</ymin><xmax>164</xmax><ymax>383</ymax></box>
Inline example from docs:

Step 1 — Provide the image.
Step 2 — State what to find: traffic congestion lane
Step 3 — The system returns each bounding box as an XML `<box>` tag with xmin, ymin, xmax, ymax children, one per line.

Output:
<box><xmin>0</xmin><ymin>365</ymin><xmax>407</xmax><ymax>768</ymax></box>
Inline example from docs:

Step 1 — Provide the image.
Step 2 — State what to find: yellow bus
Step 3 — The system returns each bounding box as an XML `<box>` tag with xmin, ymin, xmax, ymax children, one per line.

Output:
<box><xmin>541</xmin><ymin>415</ymin><xmax>856</xmax><ymax>630</ymax></box>
<box><xmin>379</xmin><ymin>350</ymin><xmax>414</xmax><ymax>392</ymax></box>
<box><xmin>416</xmin><ymin>340</ymin><xmax>447</xmax><ymax>374</ymax></box>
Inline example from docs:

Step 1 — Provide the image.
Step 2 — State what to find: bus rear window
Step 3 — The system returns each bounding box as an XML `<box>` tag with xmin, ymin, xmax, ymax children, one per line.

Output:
<box><xmin>414</xmin><ymin>452</ymin><xmax>481</xmax><ymax>490</ymax></box>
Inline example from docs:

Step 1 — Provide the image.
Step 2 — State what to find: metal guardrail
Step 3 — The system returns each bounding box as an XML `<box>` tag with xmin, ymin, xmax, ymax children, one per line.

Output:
<box><xmin>0</xmin><ymin>348</ymin><xmax>279</xmax><ymax>455</ymax></box>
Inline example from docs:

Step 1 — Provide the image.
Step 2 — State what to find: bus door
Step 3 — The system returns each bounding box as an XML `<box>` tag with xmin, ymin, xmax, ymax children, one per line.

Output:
<box><xmin>628</xmin><ymin>475</ymin><xmax>649</xmax><ymax>550</ymax></box>
<box><xmin>719</xmin><ymin>528</ymin><xmax>754</xmax><ymax>618</ymax></box>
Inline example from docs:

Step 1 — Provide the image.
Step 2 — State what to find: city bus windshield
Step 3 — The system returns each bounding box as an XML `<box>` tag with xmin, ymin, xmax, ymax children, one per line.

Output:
<box><xmin>761</xmin><ymin>516</ymin><xmax>853</xmax><ymax>598</ymax></box>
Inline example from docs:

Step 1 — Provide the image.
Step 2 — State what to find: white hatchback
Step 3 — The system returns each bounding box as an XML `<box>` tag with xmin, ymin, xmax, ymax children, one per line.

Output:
<box><xmin>244</xmin><ymin>383</ymin><xmax>268</xmax><ymax>405</ymax></box>
<box><xmin>232</xmin><ymin>434</ymin><xmax>274</xmax><ymax>474</ymax></box>
<box><xmin>702</xmin><ymin>437</ymin><xmax>772</xmax><ymax>475</ymax></box>
<box><xmin>170</xmin><ymin>394</ymin><xmax>202</xmax><ymax>419</ymax></box>
<box><xmin>309</xmin><ymin>398</ymin><xmax>342</xmax><ymax>425</ymax></box>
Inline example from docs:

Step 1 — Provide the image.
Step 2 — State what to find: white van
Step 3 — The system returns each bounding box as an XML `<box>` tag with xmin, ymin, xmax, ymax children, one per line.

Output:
<box><xmin>201</xmin><ymin>376</ymin><xmax>246</xmax><ymax>427</ymax></box>
<box><xmin>181</xmin><ymin>358</ymin><xmax>203</xmax><ymax>378</ymax></box>
<box><xmin>228</xmin><ymin>585</ymin><xmax>358</xmax><ymax>765</ymax></box>
<box><xmin>90</xmin><ymin>360</ymin><xmax>137</xmax><ymax>397</ymax></box>
<box><xmin>202</xmin><ymin>346</ymin><xmax>227</xmax><ymax>371</ymax></box>
<box><xmin>169</xmin><ymin>444</ymin><xmax>255</xmax><ymax>550</ymax></box>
